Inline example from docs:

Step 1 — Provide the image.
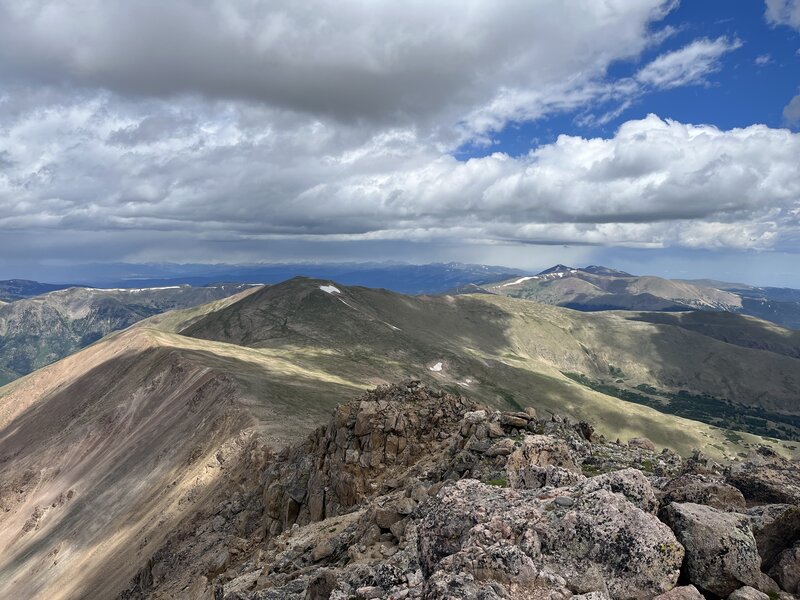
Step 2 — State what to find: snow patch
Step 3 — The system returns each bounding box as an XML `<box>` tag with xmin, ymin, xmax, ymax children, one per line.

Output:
<box><xmin>429</xmin><ymin>362</ymin><xmax>443</xmax><ymax>372</ymax></box>
<box><xmin>319</xmin><ymin>285</ymin><xmax>341</xmax><ymax>294</ymax></box>
<box><xmin>500</xmin><ymin>276</ymin><xmax>538</xmax><ymax>287</ymax></box>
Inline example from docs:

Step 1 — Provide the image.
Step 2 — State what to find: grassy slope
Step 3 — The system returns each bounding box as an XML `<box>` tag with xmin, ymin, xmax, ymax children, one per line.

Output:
<box><xmin>180</xmin><ymin>278</ymin><xmax>800</xmax><ymax>460</ymax></box>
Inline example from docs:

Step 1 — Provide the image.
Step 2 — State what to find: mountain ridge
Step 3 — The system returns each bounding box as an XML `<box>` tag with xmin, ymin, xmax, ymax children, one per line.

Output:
<box><xmin>1</xmin><ymin>278</ymin><xmax>800</xmax><ymax>598</ymax></box>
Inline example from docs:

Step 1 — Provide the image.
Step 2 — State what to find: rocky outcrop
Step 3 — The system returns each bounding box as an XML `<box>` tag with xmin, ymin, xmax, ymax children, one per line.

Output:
<box><xmin>115</xmin><ymin>382</ymin><xmax>800</xmax><ymax>600</ymax></box>
<box><xmin>662</xmin><ymin>503</ymin><xmax>761</xmax><ymax>597</ymax></box>
<box><xmin>746</xmin><ymin>504</ymin><xmax>800</xmax><ymax>570</ymax></box>
<box><xmin>260</xmin><ymin>382</ymin><xmax>477</xmax><ymax>536</ymax></box>
<box><xmin>726</xmin><ymin>448</ymin><xmax>800</xmax><ymax>505</ymax></box>
<box><xmin>419</xmin><ymin>478</ymin><xmax>682</xmax><ymax>599</ymax></box>
<box><xmin>659</xmin><ymin>474</ymin><xmax>746</xmax><ymax>512</ymax></box>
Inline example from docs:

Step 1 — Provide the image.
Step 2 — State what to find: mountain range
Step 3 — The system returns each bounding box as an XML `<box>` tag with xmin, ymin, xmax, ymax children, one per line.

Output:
<box><xmin>0</xmin><ymin>276</ymin><xmax>799</xmax><ymax>597</ymax></box>
<box><xmin>0</xmin><ymin>284</ymin><xmax>254</xmax><ymax>385</ymax></box>
<box><xmin>479</xmin><ymin>264</ymin><xmax>800</xmax><ymax>329</ymax></box>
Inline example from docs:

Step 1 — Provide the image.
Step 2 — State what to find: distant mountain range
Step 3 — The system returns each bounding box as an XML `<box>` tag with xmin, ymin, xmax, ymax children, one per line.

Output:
<box><xmin>2</xmin><ymin>261</ymin><xmax>800</xmax><ymax>387</ymax></box>
<box><xmin>0</xmin><ymin>284</ymin><xmax>254</xmax><ymax>385</ymax></box>
<box><xmin>479</xmin><ymin>264</ymin><xmax>800</xmax><ymax>329</ymax></box>
<box><xmin>7</xmin><ymin>261</ymin><xmax>521</xmax><ymax>295</ymax></box>
<box><xmin>0</xmin><ymin>279</ymin><xmax>74</xmax><ymax>302</ymax></box>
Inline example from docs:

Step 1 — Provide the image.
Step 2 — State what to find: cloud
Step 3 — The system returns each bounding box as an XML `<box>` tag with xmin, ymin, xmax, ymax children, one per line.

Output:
<box><xmin>755</xmin><ymin>54</ymin><xmax>773</xmax><ymax>66</ymax></box>
<box><xmin>765</xmin><ymin>0</ymin><xmax>800</xmax><ymax>30</ymax></box>
<box><xmin>784</xmin><ymin>94</ymin><xmax>800</xmax><ymax>125</ymax></box>
<box><xmin>0</xmin><ymin>0</ymin><xmax>676</xmax><ymax>138</ymax></box>
<box><xmin>635</xmin><ymin>37</ymin><xmax>742</xmax><ymax>89</ymax></box>
<box><xmin>0</xmin><ymin>1</ymin><xmax>794</xmax><ymax>268</ymax></box>
<box><xmin>1</xmin><ymin>104</ymin><xmax>798</xmax><ymax>259</ymax></box>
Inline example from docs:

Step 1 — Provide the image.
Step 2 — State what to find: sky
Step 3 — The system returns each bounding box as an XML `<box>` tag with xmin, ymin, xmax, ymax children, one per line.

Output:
<box><xmin>1</xmin><ymin>0</ymin><xmax>800</xmax><ymax>285</ymax></box>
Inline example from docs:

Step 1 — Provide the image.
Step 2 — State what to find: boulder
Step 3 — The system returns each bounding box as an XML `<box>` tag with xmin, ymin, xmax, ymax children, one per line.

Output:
<box><xmin>662</xmin><ymin>502</ymin><xmax>761</xmax><ymax>597</ymax></box>
<box><xmin>628</xmin><ymin>437</ymin><xmax>656</xmax><ymax>451</ymax></box>
<box><xmin>660</xmin><ymin>474</ymin><xmax>746</xmax><ymax>512</ymax></box>
<box><xmin>374</xmin><ymin>508</ymin><xmax>402</xmax><ymax>530</ymax></box>
<box><xmin>579</xmin><ymin>468</ymin><xmax>658</xmax><ymax>513</ymax></box>
<box><xmin>653</xmin><ymin>585</ymin><xmax>704</xmax><ymax>600</ymax></box>
<box><xmin>746</xmin><ymin>504</ymin><xmax>800</xmax><ymax>570</ymax></box>
<box><xmin>727</xmin><ymin>454</ymin><xmax>800</xmax><ymax>505</ymax></box>
<box><xmin>769</xmin><ymin>543</ymin><xmax>800</xmax><ymax>594</ymax></box>
<box><xmin>419</xmin><ymin>480</ymin><xmax>683</xmax><ymax>600</ymax></box>
<box><xmin>505</xmin><ymin>434</ymin><xmax>580</xmax><ymax>489</ymax></box>
<box><xmin>727</xmin><ymin>586</ymin><xmax>770</xmax><ymax>600</ymax></box>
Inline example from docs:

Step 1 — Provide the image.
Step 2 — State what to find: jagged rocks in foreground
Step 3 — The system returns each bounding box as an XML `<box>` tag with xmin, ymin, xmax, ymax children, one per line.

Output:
<box><xmin>119</xmin><ymin>382</ymin><xmax>800</xmax><ymax>600</ymax></box>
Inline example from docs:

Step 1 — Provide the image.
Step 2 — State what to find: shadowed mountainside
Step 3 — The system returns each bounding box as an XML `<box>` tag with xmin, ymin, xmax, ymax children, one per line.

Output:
<box><xmin>0</xmin><ymin>284</ymin><xmax>254</xmax><ymax>385</ymax></box>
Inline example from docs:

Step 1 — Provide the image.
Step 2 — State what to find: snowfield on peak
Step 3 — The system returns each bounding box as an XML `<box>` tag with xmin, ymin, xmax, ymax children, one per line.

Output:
<box><xmin>319</xmin><ymin>285</ymin><xmax>341</xmax><ymax>294</ymax></box>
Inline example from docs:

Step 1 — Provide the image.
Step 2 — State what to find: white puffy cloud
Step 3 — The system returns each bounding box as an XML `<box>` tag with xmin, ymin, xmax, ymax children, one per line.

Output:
<box><xmin>765</xmin><ymin>0</ymin><xmax>800</xmax><ymax>30</ymax></box>
<box><xmin>1</xmin><ymin>104</ymin><xmax>798</xmax><ymax>256</ymax></box>
<box><xmin>0</xmin><ymin>0</ymin><xmax>786</xmax><ymax>267</ymax></box>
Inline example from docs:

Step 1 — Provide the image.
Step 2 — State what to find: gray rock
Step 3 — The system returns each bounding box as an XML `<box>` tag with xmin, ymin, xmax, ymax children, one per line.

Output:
<box><xmin>419</xmin><ymin>480</ymin><xmax>683</xmax><ymax>600</ymax></box>
<box><xmin>660</xmin><ymin>474</ymin><xmax>746</xmax><ymax>512</ymax></box>
<box><xmin>579</xmin><ymin>468</ymin><xmax>658</xmax><ymax>513</ymax></box>
<box><xmin>727</xmin><ymin>453</ymin><xmax>800</xmax><ymax>505</ymax></box>
<box><xmin>653</xmin><ymin>585</ymin><xmax>704</xmax><ymax>600</ymax></box>
<box><xmin>662</xmin><ymin>502</ymin><xmax>761</xmax><ymax>597</ymax></box>
<box><xmin>628</xmin><ymin>437</ymin><xmax>656</xmax><ymax>451</ymax></box>
<box><xmin>727</xmin><ymin>586</ymin><xmax>770</xmax><ymax>600</ymax></box>
<box><xmin>506</xmin><ymin>435</ymin><xmax>580</xmax><ymax>489</ymax></box>
<box><xmin>769</xmin><ymin>542</ymin><xmax>800</xmax><ymax>594</ymax></box>
<box><xmin>746</xmin><ymin>504</ymin><xmax>800</xmax><ymax>570</ymax></box>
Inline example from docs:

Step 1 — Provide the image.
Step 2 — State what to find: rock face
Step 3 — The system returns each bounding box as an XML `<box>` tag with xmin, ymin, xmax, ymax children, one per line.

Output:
<box><xmin>769</xmin><ymin>543</ymin><xmax>800</xmax><ymax>594</ymax></box>
<box><xmin>662</xmin><ymin>502</ymin><xmax>761</xmax><ymax>597</ymax></box>
<box><xmin>419</xmin><ymin>479</ymin><xmax>682</xmax><ymax>599</ymax></box>
<box><xmin>659</xmin><ymin>474</ymin><xmax>746</xmax><ymax>512</ymax></box>
<box><xmin>746</xmin><ymin>504</ymin><xmax>800</xmax><ymax>570</ymax></box>
<box><xmin>726</xmin><ymin>449</ymin><xmax>800</xmax><ymax>505</ymax></box>
<box><xmin>115</xmin><ymin>382</ymin><xmax>800</xmax><ymax>600</ymax></box>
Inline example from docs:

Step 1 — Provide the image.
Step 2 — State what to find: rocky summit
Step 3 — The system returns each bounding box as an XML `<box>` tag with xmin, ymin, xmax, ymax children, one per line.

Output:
<box><xmin>117</xmin><ymin>382</ymin><xmax>800</xmax><ymax>600</ymax></box>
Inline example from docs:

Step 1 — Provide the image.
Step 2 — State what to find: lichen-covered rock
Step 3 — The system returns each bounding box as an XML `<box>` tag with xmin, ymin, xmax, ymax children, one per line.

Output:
<box><xmin>726</xmin><ymin>450</ymin><xmax>800</xmax><ymax>505</ymax></box>
<box><xmin>727</xmin><ymin>586</ymin><xmax>770</xmax><ymax>600</ymax></box>
<box><xmin>505</xmin><ymin>434</ymin><xmax>581</xmax><ymax>489</ymax></box>
<box><xmin>659</xmin><ymin>474</ymin><xmax>746</xmax><ymax>512</ymax></box>
<box><xmin>419</xmin><ymin>479</ymin><xmax>683</xmax><ymax>600</ymax></box>
<box><xmin>769</xmin><ymin>543</ymin><xmax>800</xmax><ymax>594</ymax></box>
<box><xmin>653</xmin><ymin>585</ymin><xmax>704</xmax><ymax>600</ymax></box>
<box><xmin>746</xmin><ymin>504</ymin><xmax>800</xmax><ymax>570</ymax></box>
<box><xmin>578</xmin><ymin>468</ymin><xmax>658</xmax><ymax>513</ymax></box>
<box><xmin>662</xmin><ymin>502</ymin><xmax>761</xmax><ymax>597</ymax></box>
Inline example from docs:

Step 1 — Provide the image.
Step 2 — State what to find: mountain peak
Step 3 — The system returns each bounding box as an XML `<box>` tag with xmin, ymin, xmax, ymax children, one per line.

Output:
<box><xmin>537</xmin><ymin>264</ymin><xmax>574</xmax><ymax>275</ymax></box>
